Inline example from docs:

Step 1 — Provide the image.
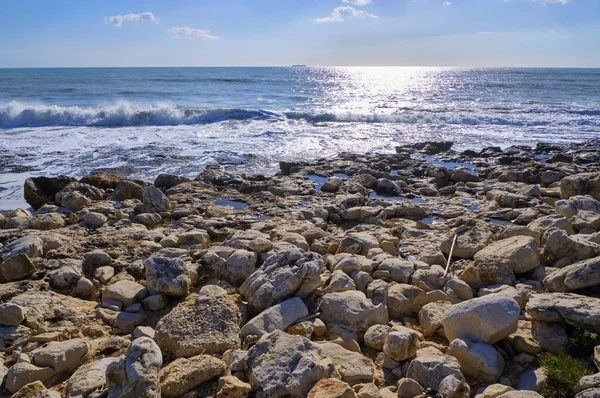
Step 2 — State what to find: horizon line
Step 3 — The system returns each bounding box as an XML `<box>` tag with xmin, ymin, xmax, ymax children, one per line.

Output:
<box><xmin>1</xmin><ymin>65</ymin><xmax>600</xmax><ymax>69</ymax></box>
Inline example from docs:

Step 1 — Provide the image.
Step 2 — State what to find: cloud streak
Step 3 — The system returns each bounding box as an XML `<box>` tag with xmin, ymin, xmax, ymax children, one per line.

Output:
<box><xmin>104</xmin><ymin>12</ymin><xmax>159</xmax><ymax>28</ymax></box>
<box><xmin>342</xmin><ymin>0</ymin><xmax>372</xmax><ymax>5</ymax></box>
<box><xmin>168</xmin><ymin>27</ymin><xmax>219</xmax><ymax>40</ymax></box>
<box><xmin>314</xmin><ymin>6</ymin><xmax>378</xmax><ymax>23</ymax></box>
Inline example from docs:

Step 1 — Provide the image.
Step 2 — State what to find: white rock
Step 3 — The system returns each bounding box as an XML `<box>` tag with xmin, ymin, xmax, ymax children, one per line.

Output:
<box><xmin>447</xmin><ymin>337</ymin><xmax>505</xmax><ymax>384</ymax></box>
<box><xmin>241</xmin><ymin>297</ymin><xmax>308</xmax><ymax>338</ymax></box>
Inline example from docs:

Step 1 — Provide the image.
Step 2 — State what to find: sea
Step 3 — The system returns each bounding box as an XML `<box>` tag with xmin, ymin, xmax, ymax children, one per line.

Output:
<box><xmin>1</xmin><ymin>67</ymin><xmax>599</xmax><ymax>209</ymax></box>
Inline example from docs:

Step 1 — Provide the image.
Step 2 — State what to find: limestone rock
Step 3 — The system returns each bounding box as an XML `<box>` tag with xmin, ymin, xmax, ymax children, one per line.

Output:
<box><xmin>406</xmin><ymin>347</ymin><xmax>470</xmax><ymax>398</ymax></box>
<box><xmin>31</xmin><ymin>338</ymin><xmax>89</xmax><ymax>374</ymax></box>
<box><xmin>102</xmin><ymin>280</ymin><xmax>146</xmax><ymax>308</ymax></box>
<box><xmin>66</xmin><ymin>357</ymin><xmax>119</xmax><ymax>398</ymax></box>
<box><xmin>319</xmin><ymin>342</ymin><xmax>375</xmax><ymax>385</ymax></box>
<box><xmin>441</xmin><ymin>227</ymin><xmax>491</xmax><ymax>259</ymax></box>
<box><xmin>0</xmin><ymin>303</ymin><xmax>26</xmax><ymax>326</ymax></box>
<box><xmin>240</xmin><ymin>297</ymin><xmax>308</xmax><ymax>338</ymax></box>
<box><xmin>364</xmin><ymin>324</ymin><xmax>392</xmax><ymax>351</ymax></box>
<box><xmin>24</xmin><ymin>175</ymin><xmax>76</xmax><ymax>210</ymax></box>
<box><xmin>473</xmin><ymin>236</ymin><xmax>540</xmax><ymax>274</ymax></box>
<box><xmin>418</xmin><ymin>300</ymin><xmax>453</xmax><ymax>337</ymax></box>
<box><xmin>155</xmin><ymin>287</ymin><xmax>241</xmax><ymax>358</ymax></box>
<box><xmin>143</xmin><ymin>186</ymin><xmax>170</xmax><ymax>212</ymax></box>
<box><xmin>441</xmin><ymin>295</ymin><xmax>520</xmax><ymax>344</ymax></box>
<box><xmin>0</xmin><ymin>236</ymin><xmax>43</xmax><ymax>282</ymax></box>
<box><xmin>222</xmin><ymin>230</ymin><xmax>273</xmax><ymax>253</ymax></box>
<box><xmin>106</xmin><ymin>337</ymin><xmax>162</xmax><ymax>398</ymax></box>
<box><xmin>543</xmin><ymin>256</ymin><xmax>600</xmax><ymax>292</ymax></box>
<box><xmin>5</xmin><ymin>363</ymin><xmax>54</xmax><ymax>394</ymax></box>
<box><xmin>526</xmin><ymin>293</ymin><xmax>600</xmax><ymax>329</ymax></box>
<box><xmin>447</xmin><ymin>337</ymin><xmax>505</xmax><ymax>384</ymax></box>
<box><xmin>217</xmin><ymin>375</ymin><xmax>252</xmax><ymax>398</ymax></box>
<box><xmin>308</xmin><ymin>378</ymin><xmax>357</xmax><ymax>398</ymax></box>
<box><xmin>246</xmin><ymin>330</ymin><xmax>338</xmax><ymax>397</ymax></box>
<box><xmin>560</xmin><ymin>172</ymin><xmax>600</xmax><ymax>200</ymax></box>
<box><xmin>319</xmin><ymin>290</ymin><xmax>388</xmax><ymax>335</ymax></box>
<box><xmin>383</xmin><ymin>326</ymin><xmax>421</xmax><ymax>362</ymax></box>
<box><xmin>159</xmin><ymin>355</ymin><xmax>227</xmax><ymax>398</ymax></box>
<box><xmin>239</xmin><ymin>249</ymin><xmax>324</xmax><ymax>312</ymax></box>
<box><xmin>144</xmin><ymin>257</ymin><xmax>190</xmax><ymax>297</ymax></box>
<box><xmin>83</xmin><ymin>212</ymin><xmax>107</xmax><ymax>227</ymax></box>
<box><xmin>544</xmin><ymin>230</ymin><xmax>600</xmax><ymax>262</ymax></box>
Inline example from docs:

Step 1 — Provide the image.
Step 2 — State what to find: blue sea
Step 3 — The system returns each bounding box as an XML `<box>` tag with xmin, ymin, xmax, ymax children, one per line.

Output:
<box><xmin>1</xmin><ymin>67</ymin><xmax>599</xmax><ymax>209</ymax></box>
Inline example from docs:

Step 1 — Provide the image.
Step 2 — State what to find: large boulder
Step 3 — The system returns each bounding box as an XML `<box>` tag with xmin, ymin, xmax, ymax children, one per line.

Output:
<box><xmin>543</xmin><ymin>256</ymin><xmax>600</xmax><ymax>292</ymax></box>
<box><xmin>473</xmin><ymin>236</ymin><xmax>540</xmax><ymax>274</ymax></box>
<box><xmin>106</xmin><ymin>337</ymin><xmax>162</xmax><ymax>398</ymax></box>
<box><xmin>155</xmin><ymin>286</ymin><xmax>241</xmax><ymax>358</ymax></box>
<box><xmin>241</xmin><ymin>297</ymin><xmax>308</xmax><ymax>338</ymax></box>
<box><xmin>319</xmin><ymin>290</ymin><xmax>388</xmax><ymax>336</ymax></box>
<box><xmin>406</xmin><ymin>347</ymin><xmax>470</xmax><ymax>398</ymax></box>
<box><xmin>441</xmin><ymin>227</ymin><xmax>491</xmax><ymax>259</ymax></box>
<box><xmin>544</xmin><ymin>230</ymin><xmax>600</xmax><ymax>262</ymax></box>
<box><xmin>159</xmin><ymin>355</ymin><xmax>227</xmax><ymax>398</ymax></box>
<box><xmin>526</xmin><ymin>293</ymin><xmax>600</xmax><ymax>329</ymax></box>
<box><xmin>441</xmin><ymin>296</ymin><xmax>520</xmax><ymax>344</ymax></box>
<box><xmin>66</xmin><ymin>357</ymin><xmax>119</xmax><ymax>398</ymax></box>
<box><xmin>143</xmin><ymin>186</ymin><xmax>170</xmax><ymax>212</ymax></box>
<box><xmin>144</xmin><ymin>257</ymin><xmax>190</xmax><ymax>297</ymax></box>
<box><xmin>528</xmin><ymin>215</ymin><xmax>575</xmax><ymax>236</ymax></box>
<box><xmin>24</xmin><ymin>175</ymin><xmax>76</xmax><ymax>210</ymax></box>
<box><xmin>555</xmin><ymin>195</ymin><xmax>600</xmax><ymax>218</ymax></box>
<box><xmin>200</xmin><ymin>246</ymin><xmax>257</xmax><ymax>287</ymax></box>
<box><xmin>447</xmin><ymin>337</ymin><xmax>505</xmax><ymax>384</ymax></box>
<box><xmin>240</xmin><ymin>249</ymin><xmax>325</xmax><ymax>312</ymax></box>
<box><xmin>246</xmin><ymin>330</ymin><xmax>338</xmax><ymax>397</ymax></box>
<box><xmin>5</xmin><ymin>363</ymin><xmax>54</xmax><ymax>393</ymax></box>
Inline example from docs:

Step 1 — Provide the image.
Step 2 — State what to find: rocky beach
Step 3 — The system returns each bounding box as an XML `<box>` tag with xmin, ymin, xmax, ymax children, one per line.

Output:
<box><xmin>1</xmin><ymin>139</ymin><xmax>600</xmax><ymax>398</ymax></box>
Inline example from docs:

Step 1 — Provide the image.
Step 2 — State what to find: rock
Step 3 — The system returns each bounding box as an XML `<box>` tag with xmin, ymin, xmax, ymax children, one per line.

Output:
<box><xmin>133</xmin><ymin>213</ymin><xmax>162</xmax><ymax>228</ymax></box>
<box><xmin>144</xmin><ymin>257</ymin><xmax>190</xmax><ymax>297</ymax></box>
<box><xmin>177</xmin><ymin>228</ymin><xmax>211</xmax><ymax>248</ymax></box>
<box><xmin>418</xmin><ymin>301</ymin><xmax>453</xmax><ymax>337</ymax></box>
<box><xmin>159</xmin><ymin>355</ymin><xmax>227</xmax><ymax>398</ymax></box>
<box><xmin>555</xmin><ymin>195</ymin><xmax>600</xmax><ymax>218</ymax></box>
<box><xmin>106</xmin><ymin>337</ymin><xmax>162</xmax><ymax>398</ymax></box>
<box><xmin>5</xmin><ymin>363</ymin><xmax>54</xmax><ymax>394</ymax></box>
<box><xmin>24</xmin><ymin>175</ymin><xmax>76</xmax><ymax>210</ymax></box>
<box><xmin>543</xmin><ymin>256</ymin><xmax>600</xmax><ymax>292</ymax></box>
<box><xmin>528</xmin><ymin>214</ymin><xmax>575</xmax><ymax>236</ymax></box>
<box><xmin>83</xmin><ymin>212</ymin><xmax>107</xmax><ymax>227</ymax></box>
<box><xmin>397</xmin><ymin>378</ymin><xmax>424</xmax><ymax>398</ymax></box>
<box><xmin>319</xmin><ymin>342</ymin><xmax>375</xmax><ymax>385</ymax></box>
<box><xmin>75</xmin><ymin>278</ymin><xmax>95</xmax><ymax>296</ymax></box>
<box><xmin>373</xmin><ymin>258</ymin><xmax>413</xmax><ymax>283</ymax></box>
<box><xmin>31</xmin><ymin>338</ymin><xmax>89</xmax><ymax>374</ymax></box>
<box><xmin>201</xmin><ymin>247</ymin><xmax>257</xmax><ymax>287</ymax></box>
<box><xmin>239</xmin><ymin>249</ymin><xmax>324</xmax><ymax>312</ymax></box>
<box><xmin>321</xmin><ymin>177</ymin><xmax>343</xmax><ymax>193</ymax></box>
<box><xmin>0</xmin><ymin>235</ymin><xmax>43</xmax><ymax>282</ymax></box>
<box><xmin>516</xmin><ymin>367</ymin><xmax>547</xmax><ymax>392</ymax></box>
<box><xmin>526</xmin><ymin>293</ymin><xmax>600</xmax><ymax>329</ymax></box>
<box><xmin>459</xmin><ymin>260</ymin><xmax>516</xmax><ymax>289</ymax></box>
<box><xmin>61</xmin><ymin>191</ymin><xmax>92</xmax><ymax>211</ymax></box>
<box><xmin>441</xmin><ymin>296</ymin><xmax>520</xmax><ymax>344</ymax></box>
<box><xmin>82</xmin><ymin>250</ymin><xmax>113</xmax><ymax>277</ymax></box>
<box><xmin>112</xmin><ymin>180</ymin><xmax>145</xmax><ymax>201</ymax></box>
<box><xmin>308</xmin><ymin>378</ymin><xmax>356</xmax><ymax>398</ymax></box>
<box><xmin>95</xmin><ymin>266</ymin><xmax>115</xmax><ymax>284</ymax></box>
<box><xmin>155</xmin><ymin>287</ymin><xmax>241</xmax><ymax>358</ymax></box>
<box><xmin>154</xmin><ymin>173</ymin><xmax>191</xmax><ymax>190</ymax></box>
<box><xmin>11</xmin><ymin>380</ymin><xmax>46</xmax><ymax>398</ymax></box>
<box><xmin>447</xmin><ymin>337</ymin><xmax>505</xmax><ymax>384</ymax></box>
<box><xmin>474</xmin><ymin>384</ymin><xmax>515</xmax><ymax>398</ymax></box>
<box><xmin>441</xmin><ymin>227</ymin><xmax>491</xmax><ymax>259</ymax></box>
<box><xmin>474</xmin><ymin>236</ymin><xmax>540</xmax><ymax>274</ymax></box>
<box><xmin>406</xmin><ymin>347</ymin><xmax>470</xmax><ymax>398</ymax></box>
<box><xmin>544</xmin><ymin>230</ymin><xmax>600</xmax><ymax>262</ymax></box>
<box><xmin>0</xmin><ymin>303</ymin><xmax>26</xmax><ymax>326</ymax></box>
<box><xmin>337</xmin><ymin>233</ymin><xmax>380</xmax><ymax>256</ymax></box>
<box><xmin>102</xmin><ymin>280</ymin><xmax>146</xmax><ymax>308</ymax></box>
<box><xmin>80</xmin><ymin>173</ymin><xmax>124</xmax><ymax>189</ymax></box>
<box><xmin>240</xmin><ymin>297</ymin><xmax>308</xmax><ymax>338</ymax></box>
<box><xmin>222</xmin><ymin>230</ymin><xmax>273</xmax><ymax>253</ymax></box>
<box><xmin>364</xmin><ymin>324</ymin><xmax>391</xmax><ymax>351</ymax></box>
<box><xmin>246</xmin><ymin>330</ymin><xmax>338</xmax><ymax>397</ymax></box>
<box><xmin>560</xmin><ymin>172</ymin><xmax>600</xmax><ymax>200</ymax></box>
<box><xmin>382</xmin><ymin>326</ymin><xmax>421</xmax><ymax>362</ymax></box>
<box><xmin>31</xmin><ymin>213</ymin><xmax>65</xmax><ymax>230</ymax></box>
<box><xmin>319</xmin><ymin>290</ymin><xmax>388</xmax><ymax>336</ymax></box>
<box><xmin>217</xmin><ymin>375</ymin><xmax>252</xmax><ymax>398</ymax></box>
<box><xmin>143</xmin><ymin>186</ymin><xmax>170</xmax><ymax>212</ymax></box>
<box><xmin>66</xmin><ymin>357</ymin><xmax>119</xmax><ymax>398</ymax></box>
<box><xmin>531</xmin><ymin>321</ymin><xmax>567</xmax><ymax>354</ymax></box>
<box><xmin>133</xmin><ymin>326</ymin><xmax>155</xmax><ymax>339</ymax></box>
<box><xmin>499</xmin><ymin>392</ymin><xmax>543</xmax><ymax>398</ymax></box>
<box><xmin>142</xmin><ymin>294</ymin><xmax>168</xmax><ymax>311</ymax></box>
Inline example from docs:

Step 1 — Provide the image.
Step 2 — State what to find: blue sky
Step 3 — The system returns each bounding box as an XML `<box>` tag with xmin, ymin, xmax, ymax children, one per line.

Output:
<box><xmin>1</xmin><ymin>0</ymin><xmax>599</xmax><ymax>67</ymax></box>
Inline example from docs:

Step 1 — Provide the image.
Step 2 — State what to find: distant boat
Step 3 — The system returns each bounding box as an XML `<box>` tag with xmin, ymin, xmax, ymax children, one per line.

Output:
<box><xmin>292</xmin><ymin>64</ymin><xmax>307</xmax><ymax>67</ymax></box>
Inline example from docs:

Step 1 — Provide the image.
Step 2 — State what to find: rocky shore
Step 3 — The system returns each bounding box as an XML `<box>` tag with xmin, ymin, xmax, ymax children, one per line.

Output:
<box><xmin>1</xmin><ymin>139</ymin><xmax>600</xmax><ymax>398</ymax></box>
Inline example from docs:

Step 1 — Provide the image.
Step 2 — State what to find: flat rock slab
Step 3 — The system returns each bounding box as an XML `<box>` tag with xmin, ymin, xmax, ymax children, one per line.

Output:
<box><xmin>526</xmin><ymin>293</ymin><xmax>600</xmax><ymax>329</ymax></box>
<box><xmin>543</xmin><ymin>257</ymin><xmax>600</xmax><ymax>292</ymax></box>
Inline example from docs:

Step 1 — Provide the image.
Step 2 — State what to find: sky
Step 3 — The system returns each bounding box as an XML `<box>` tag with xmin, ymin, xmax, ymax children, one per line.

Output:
<box><xmin>0</xmin><ymin>0</ymin><xmax>599</xmax><ymax>67</ymax></box>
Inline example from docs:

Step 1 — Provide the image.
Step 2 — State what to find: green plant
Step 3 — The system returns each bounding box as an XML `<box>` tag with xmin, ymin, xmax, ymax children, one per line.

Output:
<box><xmin>540</xmin><ymin>354</ymin><xmax>593</xmax><ymax>398</ymax></box>
<box><xmin>567</xmin><ymin>327</ymin><xmax>600</xmax><ymax>357</ymax></box>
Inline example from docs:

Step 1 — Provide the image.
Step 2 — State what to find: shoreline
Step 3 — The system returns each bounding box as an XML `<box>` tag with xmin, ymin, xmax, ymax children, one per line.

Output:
<box><xmin>0</xmin><ymin>138</ymin><xmax>599</xmax><ymax>396</ymax></box>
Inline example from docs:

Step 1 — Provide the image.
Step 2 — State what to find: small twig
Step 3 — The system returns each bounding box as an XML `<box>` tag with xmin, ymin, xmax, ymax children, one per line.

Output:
<box><xmin>444</xmin><ymin>233</ymin><xmax>458</xmax><ymax>277</ymax></box>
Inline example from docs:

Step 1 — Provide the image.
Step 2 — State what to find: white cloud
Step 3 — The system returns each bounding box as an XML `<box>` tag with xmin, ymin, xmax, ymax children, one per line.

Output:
<box><xmin>314</xmin><ymin>6</ymin><xmax>378</xmax><ymax>23</ymax></box>
<box><xmin>104</xmin><ymin>12</ymin><xmax>159</xmax><ymax>28</ymax></box>
<box><xmin>168</xmin><ymin>27</ymin><xmax>219</xmax><ymax>40</ymax></box>
<box><xmin>443</xmin><ymin>1</ymin><xmax>452</xmax><ymax>6</ymax></box>
<box><xmin>342</xmin><ymin>0</ymin><xmax>372</xmax><ymax>5</ymax></box>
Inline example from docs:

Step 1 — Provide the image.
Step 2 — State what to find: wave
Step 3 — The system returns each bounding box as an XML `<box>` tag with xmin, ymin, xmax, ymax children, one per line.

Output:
<box><xmin>1</xmin><ymin>101</ymin><xmax>598</xmax><ymax>129</ymax></box>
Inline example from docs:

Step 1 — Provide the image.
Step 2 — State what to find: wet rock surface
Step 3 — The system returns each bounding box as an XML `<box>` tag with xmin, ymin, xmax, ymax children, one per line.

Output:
<box><xmin>0</xmin><ymin>139</ymin><xmax>600</xmax><ymax>397</ymax></box>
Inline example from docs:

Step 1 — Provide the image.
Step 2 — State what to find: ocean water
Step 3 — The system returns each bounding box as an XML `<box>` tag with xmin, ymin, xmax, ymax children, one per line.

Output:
<box><xmin>1</xmin><ymin>67</ymin><xmax>599</xmax><ymax>209</ymax></box>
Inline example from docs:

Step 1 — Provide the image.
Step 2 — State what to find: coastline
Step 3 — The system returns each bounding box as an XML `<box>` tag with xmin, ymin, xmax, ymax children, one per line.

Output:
<box><xmin>0</xmin><ymin>139</ymin><xmax>600</xmax><ymax>396</ymax></box>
